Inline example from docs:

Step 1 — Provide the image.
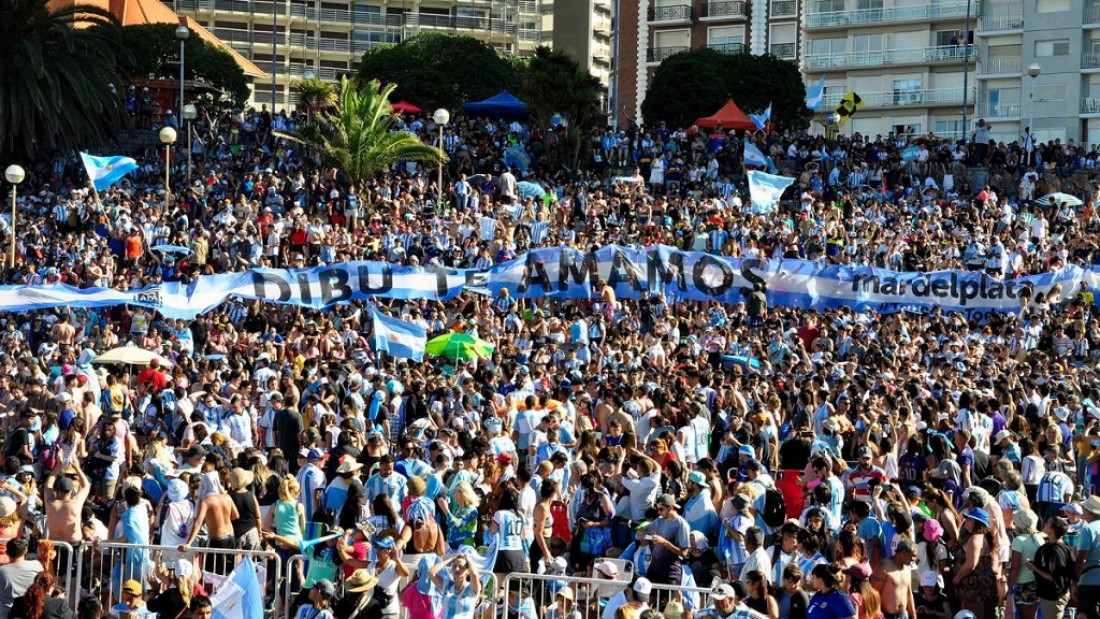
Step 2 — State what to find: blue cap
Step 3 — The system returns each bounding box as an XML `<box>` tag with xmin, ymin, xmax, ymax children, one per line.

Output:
<box><xmin>307</xmin><ymin>448</ymin><xmax>324</xmax><ymax>461</ymax></box>
<box><xmin>374</xmin><ymin>536</ymin><xmax>396</xmax><ymax>549</ymax></box>
<box><xmin>964</xmin><ymin>507</ymin><xmax>990</xmax><ymax>529</ymax></box>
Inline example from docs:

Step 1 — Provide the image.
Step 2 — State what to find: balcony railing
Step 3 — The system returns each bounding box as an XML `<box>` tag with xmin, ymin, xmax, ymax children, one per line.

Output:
<box><xmin>805</xmin><ymin>1</ymin><xmax>969</xmax><ymax>27</ymax></box>
<box><xmin>822</xmin><ymin>87</ymin><xmax>973</xmax><ymax>109</ymax></box>
<box><xmin>771</xmin><ymin>0</ymin><xmax>796</xmax><ymax>15</ymax></box>
<box><xmin>288</xmin><ymin>4</ymin><xmax>352</xmax><ymax>22</ymax></box>
<box><xmin>1086</xmin><ymin>2</ymin><xmax>1100</xmax><ymax>23</ymax></box>
<box><xmin>648</xmin><ymin>4</ymin><xmax>693</xmax><ymax>21</ymax></box>
<box><xmin>977</xmin><ymin>101</ymin><xmax>1021</xmax><ymax>118</ymax></box>
<box><xmin>1085</xmin><ymin>51</ymin><xmax>1100</xmax><ymax>68</ymax></box>
<box><xmin>352</xmin><ymin>11</ymin><xmax>404</xmax><ymax>27</ymax></box>
<box><xmin>980</xmin><ymin>13</ymin><xmax>1023</xmax><ymax>30</ymax></box>
<box><xmin>647</xmin><ymin>45</ymin><xmax>689</xmax><ymax>62</ymax></box>
<box><xmin>517</xmin><ymin>0</ymin><xmax>538</xmax><ymax>13</ymax></box>
<box><xmin>770</xmin><ymin>42</ymin><xmax>796</xmax><ymax>58</ymax></box>
<box><xmin>979</xmin><ymin>54</ymin><xmax>1021</xmax><ymax>73</ymax></box>
<box><xmin>803</xmin><ymin>44</ymin><xmax>973</xmax><ymax>69</ymax></box>
<box><xmin>210</xmin><ymin>27</ymin><xmax>255</xmax><ymax>44</ymax></box>
<box><xmin>701</xmin><ymin>0</ymin><xmax>747</xmax><ymax>18</ymax></box>
<box><xmin>1082</xmin><ymin>97</ymin><xmax>1100</xmax><ymax>114</ymax></box>
<box><xmin>709</xmin><ymin>42</ymin><xmax>746</xmax><ymax>55</ymax></box>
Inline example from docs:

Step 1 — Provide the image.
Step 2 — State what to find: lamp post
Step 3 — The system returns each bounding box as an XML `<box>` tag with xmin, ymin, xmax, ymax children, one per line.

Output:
<box><xmin>1027</xmin><ymin>62</ymin><xmax>1042</xmax><ymax>164</ymax></box>
<box><xmin>182</xmin><ymin>104</ymin><xmax>197</xmax><ymax>185</ymax></box>
<box><xmin>4</xmin><ymin>165</ymin><xmax>24</xmax><ymax>270</ymax></box>
<box><xmin>961</xmin><ymin>0</ymin><xmax>972</xmax><ymax>141</ymax></box>
<box><xmin>175</xmin><ymin>26</ymin><xmax>190</xmax><ymax>124</ymax></box>
<box><xmin>433</xmin><ymin>108</ymin><xmax>449</xmax><ymax>208</ymax></box>
<box><xmin>159</xmin><ymin>126</ymin><xmax>177</xmax><ymax>209</ymax></box>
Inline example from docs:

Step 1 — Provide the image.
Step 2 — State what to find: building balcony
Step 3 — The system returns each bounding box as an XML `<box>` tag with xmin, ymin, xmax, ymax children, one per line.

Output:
<box><xmin>1082</xmin><ymin>97</ymin><xmax>1100</xmax><ymax>115</ymax></box>
<box><xmin>978</xmin><ymin>12</ymin><xmax>1023</xmax><ymax>32</ymax></box>
<box><xmin>517</xmin><ymin>0</ymin><xmax>538</xmax><ymax>13</ymax></box>
<box><xmin>647</xmin><ymin>45</ymin><xmax>689</xmax><ymax>63</ymax></box>
<box><xmin>803</xmin><ymin>44</ymin><xmax>973</xmax><ymax>70</ymax></box>
<box><xmin>648</xmin><ymin>4</ymin><xmax>693</xmax><ymax>23</ymax></box>
<box><xmin>771</xmin><ymin>0</ymin><xmax>796</xmax><ymax>16</ymax></box>
<box><xmin>287</xmin><ymin>33</ymin><xmax>353</xmax><ymax>53</ymax></box>
<box><xmin>1085</xmin><ymin>51</ymin><xmax>1100</xmax><ymax>69</ymax></box>
<box><xmin>770</xmin><ymin>42</ymin><xmax>796</xmax><ymax>58</ymax></box>
<box><xmin>1087</xmin><ymin>1</ymin><xmax>1100</xmax><ymax>24</ymax></box>
<box><xmin>210</xmin><ymin>26</ymin><xmax>255</xmax><ymax>45</ymax></box>
<box><xmin>978</xmin><ymin>55</ymin><xmax>1021</xmax><ymax>75</ymax></box>
<box><xmin>977</xmin><ymin>101</ymin><xmax>1021</xmax><ymax>119</ymax></box>
<box><xmin>822</xmin><ymin>87</ymin><xmax>974</xmax><ymax>109</ymax></box>
<box><xmin>709</xmin><ymin>42</ymin><xmax>746</xmax><ymax>55</ymax></box>
<box><xmin>700</xmin><ymin>0</ymin><xmax>748</xmax><ymax>19</ymax></box>
<box><xmin>288</xmin><ymin>4</ymin><xmax>353</xmax><ymax>24</ymax></box>
<box><xmin>804</xmin><ymin>1</ymin><xmax>970</xmax><ymax>29</ymax></box>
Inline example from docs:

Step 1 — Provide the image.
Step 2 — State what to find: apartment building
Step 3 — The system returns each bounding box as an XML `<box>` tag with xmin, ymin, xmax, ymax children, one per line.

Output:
<box><xmin>612</xmin><ymin>0</ymin><xmax>801</xmax><ymax>127</ymax></box>
<box><xmin>544</xmin><ymin>0</ymin><xmax>614</xmax><ymax>93</ymax></box>
<box><xmin>800</xmin><ymin>0</ymin><xmax>976</xmax><ymax>140</ymax></box>
<box><xmin>172</xmin><ymin>0</ymin><xmax>542</xmax><ymax>109</ymax></box>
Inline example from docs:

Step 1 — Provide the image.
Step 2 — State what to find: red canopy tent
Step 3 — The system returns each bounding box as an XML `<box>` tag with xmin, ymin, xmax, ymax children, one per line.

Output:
<box><xmin>693</xmin><ymin>99</ymin><xmax>756</xmax><ymax>131</ymax></box>
<box><xmin>391</xmin><ymin>101</ymin><xmax>424</xmax><ymax>114</ymax></box>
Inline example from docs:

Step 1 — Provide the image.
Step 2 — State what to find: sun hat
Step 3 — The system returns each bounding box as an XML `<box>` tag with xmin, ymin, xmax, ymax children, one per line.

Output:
<box><xmin>229</xmin><ymin>468</ymin><xmax>255</xmax><ymax>490</ymax></box>
<box><xmin>343</xmin><ymin>569</ymin><xmax>379</xmax><ymax>593</ymax></box>
<box><xmin>1013</xmin><ymin>509</ymin><xmax>1039</xmax><ymax>534</ymax></box>
<box><xmin>963</xmin><ymin>507</ymin><xmax>991</xmax><ymax>529</ymax></box>
<box><xmin>923</xmin><ymin>518</ymin><xmax>944</xmax><ymax>542</ymax></box>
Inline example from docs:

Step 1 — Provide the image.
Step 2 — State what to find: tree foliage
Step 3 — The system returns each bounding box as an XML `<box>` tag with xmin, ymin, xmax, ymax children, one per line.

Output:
<box><xmin>522</xmin><ymin>46</ymin><xmax>604</xmax><ymax>171</ymax></box>
<box><xmin>359</xmin><ymin>33</ymin><xmax>523</xmax><ymax>111</ymax></box>
<box><xmin>294</xmin><ymin>78</ymin><xmax>339</xmax><ymax>115</ymax></box>
<box><xmin>115</xmin><ymin>24</ymin><xmax>250</xmax><ymax>108</ymax></box>
<box><xmin>275</xmin><ymin>77</ymin><xmax>446</xmax><ymax>194</ymax></box>
<box><xmin>642</xmin><ymin>48</ymin><xmax>811</xmax><ymax>131</ymax></box>
<box><xmin>0</xmin><ymin>0</ymin><xmax>128</xmax><ymax>162</ymax></box>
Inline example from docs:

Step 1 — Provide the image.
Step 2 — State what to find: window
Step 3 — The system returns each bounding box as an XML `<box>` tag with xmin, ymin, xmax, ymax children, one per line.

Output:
<box><xmin>892</xmin><ymin>124</ymin><xmax>921</xmax><ymax>137</ymax></box>
<box><xmin>1035</xmin><ymin>39</ymin><xmax>1070</xmax><ymax>56</ymax></box>
<box><xmin>893</xmin><ymin>78</ymin><xmax>922</xmax><ymax>104</ymax></box>
<box><xmin>771</xmin><ymin>23</ymin><xmax>796</xmax><ymax>44</ymax></box>
<box><xmin>856</xmin><ymin>0</ymin><xmax>882</xmax><ymax>8</ymax></box>
<box><xmin>935</xmin><ymin>120</ymin><xmax>963</xmax><ymax>137</ymax></box>
<box><xmin>810</xmin><ymin>37</ymin><xmax>846</xmax><ymax>55</ymax></box>
<box><xmin>1035</xmin><ymin>84</ymin><xmax>1068</xmax><ymax>101</ymax></box>
<box><xmin>853</xmin><ymin>34</ymin><xmax>883</xmax><ymax>52</ymax></box>
<box><xmin>1036</xmin><ymin>0</ymin><xmax>1070</xmax><ymax>12</ymax></box>
<box><xmin>709</xmin><ymin>26</ymin><xmax>744</xmax><ymax>45</ymax></box>
<box><xmin>654</xmin><ymin>29</ymin><xmax>690</xmax><ymax>48</ymax></box>
<box><xmin>935</xmin><ymin>29</ymin><xmax>968</xmax><ymax>46</ymax></box>
<box><xmin>813</xmin><ymin>0</ymin><xmax>844</xmax><ymax>12</ymax></box>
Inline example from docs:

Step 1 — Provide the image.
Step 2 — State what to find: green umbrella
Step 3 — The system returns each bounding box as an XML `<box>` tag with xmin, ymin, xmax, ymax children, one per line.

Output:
<box><xmin>425</xmin><ymin>332</ymin><xmax>495</xmax><ymax>361</ymax></box>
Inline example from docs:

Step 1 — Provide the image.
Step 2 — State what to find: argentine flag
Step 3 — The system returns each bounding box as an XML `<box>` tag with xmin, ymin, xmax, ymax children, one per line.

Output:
<box><xmin>805</xmin><ymin>76</ymin><xmax>826</xmax><ymax>111</ymax></box>
<box><xmin>750</xmin><ymin>103</ymin><xmax>772</xmax><ymax>131</ymax></box>
<box><xmin>747</xmin><ymin>170</ymin><xmax>795</xmax><ymax>214</ymax></box>
<box><xmin>210</xmin><ymin>556</ymin><xmax>264</xmax><ymax>619</ymax></box>
<box><xmin>371</xmin><ymin>307</ymin><xmax>426</xmax><ymax>361</ymax></box>
<box><xmin>80</xmin><ymin>152</ymin><xmax>138</xmax><ymax>191</ymax></box>
<box><xmin>744</xmin><ymin>142</ymin><xmax>779</xmax><ymax>174</ymax></box>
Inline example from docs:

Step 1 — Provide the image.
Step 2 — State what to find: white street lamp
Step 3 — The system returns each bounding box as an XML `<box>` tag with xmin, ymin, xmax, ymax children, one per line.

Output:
<box><xmin>4</xmin><ymin>165</ymin><xmax>24</xmax><ymax>269</ymax></box>
<box><xmin>1027</xmin><ymin>62</ymin><xmax>1041</xmax><ymax>163</ymax></box>
<box><xmin>182</xmin><ymin>104</ymin><xmax>198</xmax><ymax>184</ymax></box>
<box><xmin>433</xmin><ymin>108</ymin><xmax>450</xmax><ymax>208</ymax></box>
<box><xmin>159</xmin><ymin>126</ymin><xmax>177</xmax><ymax>209</ymax></box>
<box><xmin>175</xmin><ymin>26</ymin><xmax>190</xmax><ymax>128</ymax></box>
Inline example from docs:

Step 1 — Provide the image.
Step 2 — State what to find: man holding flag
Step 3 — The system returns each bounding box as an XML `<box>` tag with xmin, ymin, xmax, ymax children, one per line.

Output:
<box><xmin>371</xmin><ymin>307</ymin><xmax>427</xmax><ymax>362</ymax></box>
<box><xmin>80</xmin><ymin>152</ymin><xmax>138</xmax><ymax>192</ymax></box>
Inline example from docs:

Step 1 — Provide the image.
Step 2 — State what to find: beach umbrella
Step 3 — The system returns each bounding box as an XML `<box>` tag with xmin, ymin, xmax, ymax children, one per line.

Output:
<box><xmin>425</xmin><ymin>332</ymin><xmax>495</xmax><ymax>361</ymax></box>
<box><xmin>1036</xmin><ymin>192</ymin><xmax>1083</xmax><ymax>206</ymax></box>
<box><xmin>93</xmin><ymin>346</ymin><xmax>173</xmax><ymax>367</ymax></box>
<box><xmin>391</xmin><ymin>101</ymin><xmax>423</xmax><ymax>114</ymax></box>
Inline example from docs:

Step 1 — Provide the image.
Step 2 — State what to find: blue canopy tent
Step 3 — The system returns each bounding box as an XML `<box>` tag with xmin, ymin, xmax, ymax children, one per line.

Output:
<box><xmin>462</xmin><ymin>91</ymin><xmax>528</xmax><ymax>119</ymax></box>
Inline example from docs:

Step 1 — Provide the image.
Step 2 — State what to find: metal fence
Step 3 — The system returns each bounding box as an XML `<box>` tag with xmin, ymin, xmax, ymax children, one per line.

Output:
<box><xmin>77</xmin><ymin>542</ymin><xmax>281</xmax><ymax>613</ymax></box>
<box><xmin>497</xmin><ymin>571</ymin><xmax>774</xmax><ymax>619</ymax></box>
<box><xmin>38</xmin><ymin>541</ymin><xmax>76</xmax><ymax>607</ymax></box>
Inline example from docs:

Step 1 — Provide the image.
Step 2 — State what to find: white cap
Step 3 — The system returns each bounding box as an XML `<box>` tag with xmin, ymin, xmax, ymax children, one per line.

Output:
<box><xmin>632</xmin><ymin>577</ymin><xmax>653</xmax><ymax>596</ymax></box>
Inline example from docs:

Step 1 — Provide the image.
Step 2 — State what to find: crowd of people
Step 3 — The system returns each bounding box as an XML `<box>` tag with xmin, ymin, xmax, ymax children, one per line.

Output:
<box><xmin>1</xmin><ymin>99</ymin><xmax>1100</xmax><ymax>619</ymax></box>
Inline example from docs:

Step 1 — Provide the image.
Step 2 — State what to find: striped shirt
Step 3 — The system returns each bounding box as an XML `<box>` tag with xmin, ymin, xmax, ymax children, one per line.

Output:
<box><xmin>365</xmin><ymin>472</ymin><xmax>408</xmax><ymax>506</ymax></box>
<box><xmin>295</xmin><ymin>463</ymin><xmax>326</xmax><ymax>523</ymax></box>
<box><xmin>796</xmin><ymin>551</ymin><xmax>827</xmax><ymax>583</ymax></box>
<box><xmin>1037</xmin><ymin>471</ymin><xmax>1074</xmax><ymax>503</ymax></box>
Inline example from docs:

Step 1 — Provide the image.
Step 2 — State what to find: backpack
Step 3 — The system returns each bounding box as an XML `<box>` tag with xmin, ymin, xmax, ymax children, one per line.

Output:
<box><xmin>762</xmin><ymin>487</ymin><xmax>787</xmax><ymax>528</ymax></box>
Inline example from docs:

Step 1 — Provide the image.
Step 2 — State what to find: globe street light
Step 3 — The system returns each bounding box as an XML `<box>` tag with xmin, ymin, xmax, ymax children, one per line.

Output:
<box><xmin>433</xmin><ymin>108</ymin><xmax>450</xmax><ymax>208</ymax></box>
<box><xmin>159</xmin><ymin>126</ymin><xmax>177</xmax><ymax>209</ymax></box>
<box><xmin>182</xmin><ymin>104</ymin><xmax>198</xmax><ymax>184</ymax></box>
<box><xmin>4</xmin><ymin>165</ymin><xmax>24</xmax><ymax>269</ymax></box>
<box><xmin>175</xmin><ymin>25</ymin><xmax>190</xmax><ymax>127</ymax></box>
<box><xmin>1027</xmin><ymin>62</ymin><xmax>1042</xmax><ymax>164</ymax></box>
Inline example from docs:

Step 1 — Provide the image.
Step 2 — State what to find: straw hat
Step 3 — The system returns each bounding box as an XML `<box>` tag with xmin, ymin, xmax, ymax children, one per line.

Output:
<box><xmin>230</xmin><ymin>467</ymin><xmax>255</xmax><ymax>490</ymax></box>
<box><xmin>343</xmin><ymin>569</ymin><xmax>379</xmax><ymax>593</ymax></box>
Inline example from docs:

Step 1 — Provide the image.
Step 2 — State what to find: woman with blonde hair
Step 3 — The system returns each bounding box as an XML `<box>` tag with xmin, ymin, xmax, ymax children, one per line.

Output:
<box><xmin>437</xmin><ymin>480</ymin><xmax>480</xmax><ymax>550</ymax></box>
<box><xmin>263</xmin><ymin>477</ymin><xmax>305</xmax><ymax>610</ymax></box>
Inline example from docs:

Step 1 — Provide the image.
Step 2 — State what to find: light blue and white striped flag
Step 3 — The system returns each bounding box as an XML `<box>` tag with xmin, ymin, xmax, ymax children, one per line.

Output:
<box><xmin>531</xmin><ymin>220</ymin><xmax>552</xmax><ymax>245</ymax></box>
<box><xmin>371</xmin><ymin>308</ymin><xmax>426</xmax><ymax>361</ymax></box>
<box><xmin>479</xmin><ymin>216</ymin><xmax>498</xmax><ymax>241</ymax></box>
<box><xmin>744</xmin><ymin>142</ymin><xmax>779</xmax><ymax>174</ymax></box>
<box><xmin>901</xmin><ymin>145</ymin><xmax>920</xmax><ymax>163</ymax></box>
<box><xmin>750</xmin><ymin>103</ymin><xmax>772</xmax><ymax>131</ymax></box>
<box><xmin>805</xmin><ymin>76</ymin><xmax>826</xmax><ymax>110</ymax></box>
<box><xmin>747</xmin><ymin>170</ymin><xmax>796</xmax><ymax>214</ymax></box>
<box><xmin>210</xmin><ymin>556</ymin><xmax>264</xmax><ymax>619</ymax></box>
<box><xmin>79</xmin><ymin>152</ymin><xmax>138</xmax><ymax>191</ymax></box>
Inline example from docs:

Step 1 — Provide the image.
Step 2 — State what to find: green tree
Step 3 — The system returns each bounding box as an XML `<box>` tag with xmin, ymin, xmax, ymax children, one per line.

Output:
<box><xmin>0</xmin><ymin>0</ymin><xmax>128</xmax><ymax>162</ymax></box>
<box><xmin>642</xmin><ymin>48</ymin><xmax>810</xmax><ymax>131</ymax></box>
<box><xmin>293</xmin><ymin>78</ymin><xmax>339</xmax><ymax>115</ymax></box>
<box><xmin>275</xmin><ymin>77</ymin><xmax>446</xmax><ymax>196</ymax></box>
<box><xmin>114</xmin><ymin>24</ymin><xmax>250</xmax><ymax>108</ymax></box>
<box><xmin>522</xmin><ymin>46</ymin><xmax>605</xmax><ymax>172</ymax></box>
<box><xmin>359</xmin><ymin>33</ymin><xmax>523</xmax><ymax>111</ymax></box>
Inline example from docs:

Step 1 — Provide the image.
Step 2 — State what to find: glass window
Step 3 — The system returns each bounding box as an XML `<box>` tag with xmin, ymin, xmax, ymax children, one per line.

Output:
<box><xmin>1035</xmin><ymin>39</ymin><xmax>1070</xmax><ymax>56</ymax></box>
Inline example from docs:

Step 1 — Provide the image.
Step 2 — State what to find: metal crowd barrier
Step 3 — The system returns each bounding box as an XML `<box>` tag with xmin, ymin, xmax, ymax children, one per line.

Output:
<box><xmin>38</xmin><ymin>541</ymin><xmax>76</xmax><ymax>607</ymax></box>
<box><xmin>78</xmin><ymin>541</ymin><xmax>281</xmax><ymax>612</ymax></box>
<box><xmin>498</xmin><ymin>571</ymin><xmax>773</xmax><ymax>619</ymax></box>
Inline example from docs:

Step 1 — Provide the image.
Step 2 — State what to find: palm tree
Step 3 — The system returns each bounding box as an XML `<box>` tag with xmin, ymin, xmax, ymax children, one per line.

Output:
<box><xmin>0</xmin><ymin>0</ymin><xmax>128</xmax><ymax>162</ymax></box>
<box><xmin>276</xmin><ymin>76</ymin><xmax>446</xmax><ymax>196</ymax></box>
<box><xmin>293</xmin><ymin>77</ymin><xmax>338</xmax><ymax>116</ymax></box>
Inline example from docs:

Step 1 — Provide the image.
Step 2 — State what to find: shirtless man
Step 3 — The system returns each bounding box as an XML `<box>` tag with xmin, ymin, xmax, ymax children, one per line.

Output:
<box><xmin>45</xmin><ymin>460</ymin><xmax>90</xmax><ymax>543</ymax></box>
<box><xmin>871</xmin><ymin>538</ymin><xmax>918</xmax><ymax>619</ymax></box>
<box><xmin>52</xmin><ymin>314</ymin><xmax>76</xmax><ymax>348</ymax></box>
<box><xmin>179</xmin><ymin>471</ymin><xmax>239</xmax><ymax>575</ymax></box>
